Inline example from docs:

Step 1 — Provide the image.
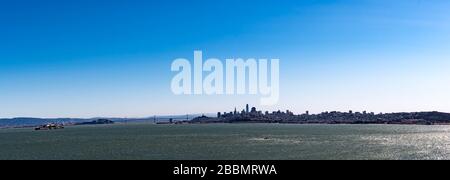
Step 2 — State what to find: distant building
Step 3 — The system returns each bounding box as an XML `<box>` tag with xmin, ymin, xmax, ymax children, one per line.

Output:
<box><xmin>246</xmin><ymin>104</ymin><xmax>249</xmax><ymax>114</ymax></box>
<box><xmin>287</xmin><ymin>110</ymin><xmax>294</xmax><ymax>116</ymax></box>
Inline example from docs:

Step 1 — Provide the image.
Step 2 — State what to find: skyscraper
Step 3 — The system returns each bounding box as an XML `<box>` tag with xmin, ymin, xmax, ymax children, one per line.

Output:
<box><xmin>251</xmin><ymin>107</ymin><xmax>257</xmax><ymax>113</ymax></box>
<box><xmin>246</xmin><ymin>104</ymin><xmax>249</xmax><ymax>114</ymax></box>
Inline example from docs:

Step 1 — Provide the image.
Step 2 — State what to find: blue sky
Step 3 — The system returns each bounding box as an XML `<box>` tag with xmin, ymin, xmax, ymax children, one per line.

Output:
<box><xmin>1</xmin><ymin>0</ymin><xmax>450</xmax><ymax>118</ymax></box>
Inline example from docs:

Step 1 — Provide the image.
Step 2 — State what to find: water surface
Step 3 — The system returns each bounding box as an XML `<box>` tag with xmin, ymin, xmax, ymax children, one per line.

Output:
<box><xmin>0</xmin><ymin>124</ymin><xmax>449</xmax><ymax>160</ymax></box>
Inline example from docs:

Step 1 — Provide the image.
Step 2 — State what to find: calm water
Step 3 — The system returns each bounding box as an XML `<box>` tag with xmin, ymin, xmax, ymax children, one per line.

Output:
<box><xmin>0</xmin><ymin>123</ymin><xmax>449</xmax><ymax>160</ymax></box>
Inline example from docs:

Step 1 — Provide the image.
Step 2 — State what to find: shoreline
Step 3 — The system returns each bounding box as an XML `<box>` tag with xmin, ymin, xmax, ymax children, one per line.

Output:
<box><xmin>186</xmin><ymin>122</ymin><xmax>450</xmax><ymax>126</ymax></box>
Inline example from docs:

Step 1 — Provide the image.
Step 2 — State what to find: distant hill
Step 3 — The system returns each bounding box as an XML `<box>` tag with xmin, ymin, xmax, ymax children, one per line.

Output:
<box><xmin>0</xmin><ymin>118</ymin><xmax>89</xmax><ymax>128</ymax></box>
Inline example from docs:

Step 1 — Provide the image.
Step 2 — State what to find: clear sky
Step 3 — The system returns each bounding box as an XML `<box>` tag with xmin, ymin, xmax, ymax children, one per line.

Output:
<box><xmin>1</xmin><ymin>0</ymin><xmax>450</xmax><ymax>118</ymax></box>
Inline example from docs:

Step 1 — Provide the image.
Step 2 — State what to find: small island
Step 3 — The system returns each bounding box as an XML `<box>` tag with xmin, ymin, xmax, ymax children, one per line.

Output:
<box><xmin>75</xmin><ymin>119</ymin><xmax>115</xmax><ymax>125</ymax></box>
<box><xmin>187</xmin><ymin>104</ymin><xmax>450</xmax><ymax>125</ymax></box>
<box><xmin>33</xmin><ymin>119</ymin><xmax>115</xmax><ymax>131</ymax></box>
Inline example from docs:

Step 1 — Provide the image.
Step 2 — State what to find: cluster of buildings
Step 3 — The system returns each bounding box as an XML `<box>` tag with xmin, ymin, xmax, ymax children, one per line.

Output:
<box><xmin>218</xmin><ymin>104</ymin><xmax>294</xmax><ymax>119</ymax></box>
<box><xmin>190</xmin><ymin>104</ymin><xmax>450</xmax><ymax>125</ymax></box>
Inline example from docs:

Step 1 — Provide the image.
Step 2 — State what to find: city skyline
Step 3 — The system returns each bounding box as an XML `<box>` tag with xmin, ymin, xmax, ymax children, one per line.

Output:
<box><xmin>188</xmin><ymin>103</ymin><xmax>450</xmax><ymax>125</ymax></box>
<box><xmin>0</xmin><ymin>103</ymin><xmax>443</xmax><ymax>119</ymax></box>
<box><xmin>1</xmin><ymin>0</ymin><xmax>450</xmax><ymax>118</ymax></box>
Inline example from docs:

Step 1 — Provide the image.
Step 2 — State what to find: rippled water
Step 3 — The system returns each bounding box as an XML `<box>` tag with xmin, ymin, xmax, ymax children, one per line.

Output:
<box><xmin>0</xmin><ymin>124</ymin><xmax>449</xmax><ymax>160</ymax></box>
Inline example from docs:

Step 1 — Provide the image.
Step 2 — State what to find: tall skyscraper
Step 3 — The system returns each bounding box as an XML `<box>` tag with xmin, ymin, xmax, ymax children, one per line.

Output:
<box><xmin>246</xmin><ymin>104</ymin><xmax>249</xmax><ymax>114</ymax></box>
